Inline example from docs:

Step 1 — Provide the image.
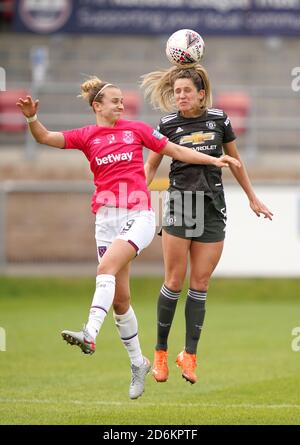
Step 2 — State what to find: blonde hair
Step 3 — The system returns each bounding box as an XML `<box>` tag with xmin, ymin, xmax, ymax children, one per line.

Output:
<box><xmin>79</xmin><ymin>76</ymin><xmax>116</xmax><ymax>107</ymax></box>
<box><xmin>141</xmin><ymin>64</ymin><xmax>212</xmax><ymax>112</ymax></box>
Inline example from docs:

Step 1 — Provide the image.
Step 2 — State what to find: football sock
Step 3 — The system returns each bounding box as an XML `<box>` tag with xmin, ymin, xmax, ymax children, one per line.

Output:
<box><xmin>185</xmin><ymin>288</ymin><xmax>207</xmax><ymax>354</ymax></box>
<box><xmin>113</xmin><ymin>306</ymin><xmax>143</xmax><ymax>367</ymax></box>
<box><xmin>156</xmin><ymin>284</ymin><xmax>181</xmax><ymax>351</ymax></box>
<box><xmin>86</xmin><ymin>274</ymin><xmax>116</xmax><ymax>339</ymax></box>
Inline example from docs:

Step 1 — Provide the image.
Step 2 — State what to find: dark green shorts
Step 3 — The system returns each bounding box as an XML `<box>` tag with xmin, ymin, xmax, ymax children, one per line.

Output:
<box><xmin>162</xmin><ymin>191</ymin><xmax>226</xmax><ymax>243</ymax></box>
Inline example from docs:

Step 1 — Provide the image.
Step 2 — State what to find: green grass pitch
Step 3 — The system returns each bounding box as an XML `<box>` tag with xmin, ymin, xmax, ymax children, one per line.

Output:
<box><xmin>0</xmin><ymin>276</ymin><xmax>300</xmax><ymax>425</ymax></box>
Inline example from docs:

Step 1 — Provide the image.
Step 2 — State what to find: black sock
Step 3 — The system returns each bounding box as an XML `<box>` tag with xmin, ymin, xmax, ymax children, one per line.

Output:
<box><xmin>185</xmin><ymin>288</ymin><xmax>207</xmax><ymax>355</ymax></box>
<box><xmin>156</xmin><ymin>284</ymin><xmax>181</xmax><ymax>351</ymax></box>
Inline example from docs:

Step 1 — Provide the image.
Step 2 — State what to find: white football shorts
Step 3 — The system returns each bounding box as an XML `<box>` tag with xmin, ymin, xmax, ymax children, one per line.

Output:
<box><xmin>95</xmin><ymin>206</ymin><xmax>156</xmax><ymax>262</ymax></box>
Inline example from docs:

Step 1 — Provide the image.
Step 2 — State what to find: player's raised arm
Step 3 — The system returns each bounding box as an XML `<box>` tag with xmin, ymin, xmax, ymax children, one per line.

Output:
<box><xmin>161</xmin><ymin>140</ymin><xmax>241</xmax><ymax>169</ymax></box>
<box><xmin>16</xmin><ymin>95</ymin><xmax>65</xmax><ymax>148</ymax></box>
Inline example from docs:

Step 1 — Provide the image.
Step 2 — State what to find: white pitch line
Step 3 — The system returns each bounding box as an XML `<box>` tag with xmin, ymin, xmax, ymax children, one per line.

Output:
<box><xmin>0</xmin><ymin>399</ymin><xmax>300</xmax><ymax>410</ymax></box>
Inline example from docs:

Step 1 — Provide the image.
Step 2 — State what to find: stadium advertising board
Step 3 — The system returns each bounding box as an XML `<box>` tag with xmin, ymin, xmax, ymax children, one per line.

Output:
<box><xmin>13</xmin><ymin>0</ymin><xmax>300</xmax><ymax>35</ymax></box>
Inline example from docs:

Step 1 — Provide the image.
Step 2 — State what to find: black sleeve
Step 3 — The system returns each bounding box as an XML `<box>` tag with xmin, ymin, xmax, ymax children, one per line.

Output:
<box><xmin>157</xmin><ymin>120</ymin><xmax>167</xmax><ymax>137</ymax></box>
<box><xmin>223</xmin><ymin>113</ymin><xmax>236</xmax><ymax>143</ymax></box>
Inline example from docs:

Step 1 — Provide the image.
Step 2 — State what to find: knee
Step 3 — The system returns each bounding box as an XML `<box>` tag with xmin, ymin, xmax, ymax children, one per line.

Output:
<box><xmin>164</xmin><ymin>277</ymin><xmax>184</xmax><ymax>292</ymax></box>
<box><xmin>113</xmin><ymin>296</ymin><xmax>130</xmax><ymax>315</ymax></box>
<box><xmin>189</xmin><ymin>276</ymin><xmax>210</xmax><ymax>292</ymax></box>
<box><xmin>97</xmin><ymin>263</ymin><xmax>113</xmax><ymax>275</ymax></box>
<box><xmin>97</xmin><ymin>263</ymin><xmax>104</xmax><ymax>275</ymax></box>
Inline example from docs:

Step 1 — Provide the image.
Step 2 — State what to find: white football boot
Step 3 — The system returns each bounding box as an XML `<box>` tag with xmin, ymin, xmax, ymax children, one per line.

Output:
<box><xmin>61</xmin><ymin>326</ymin><xmax>96</xmax><ymax>355</ymax></box>
<box><xmin>129</xmin><ymin>357</ymin><xmax>151</xmax><ymax>399</ymax></box>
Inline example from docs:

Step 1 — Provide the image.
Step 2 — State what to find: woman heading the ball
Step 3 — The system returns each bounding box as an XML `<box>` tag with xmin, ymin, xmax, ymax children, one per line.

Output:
<box><xmin>16</xmin><ymin>77</ymin><xmax>240</xmax><ymax>399</ymax></box>
<box><xmin>141</xmin><ymin>64</ymin><xmax>273</xmax><ymax>385</ymax></box>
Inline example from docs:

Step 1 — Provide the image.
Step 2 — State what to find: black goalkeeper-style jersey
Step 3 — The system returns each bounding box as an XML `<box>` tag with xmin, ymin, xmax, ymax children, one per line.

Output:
<box><xmin>158</xmin><ymin>108</ymin><xmax>236</xmax><ymax>198</ymax></box>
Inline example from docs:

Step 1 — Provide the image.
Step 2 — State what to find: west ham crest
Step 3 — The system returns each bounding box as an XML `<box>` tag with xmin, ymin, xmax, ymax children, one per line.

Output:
<box><xmin>98</xmin><ymin>246</ymin><xmax>107</xmax><ymax>258</ymax></box>
<box><xmin>122</xmin><ymin>131</ymin><xmax>134</xmax><ymax>144</ymax></box>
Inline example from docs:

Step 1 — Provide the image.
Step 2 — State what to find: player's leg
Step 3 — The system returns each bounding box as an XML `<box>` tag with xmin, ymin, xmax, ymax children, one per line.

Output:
<box><xmin>61</xmin><ymin>239</ymin><xmax>136</xmax><ymax>354</ymax></box>
<box><xmin>110</xmin><ymin>210</ymin><xmax>156</xmax><ymax>398</ymax></box>
<box><xmin>85</xmin><ymin>238</ymin><xmax>137</xmax><ymax>337</ymax></box>
<box><xmin>113</xmin><ymin>263</ymin><xmax>143</xmax><ymax>366</ymax></box>
<box><xmin>62</xmin><ymin>207</ymin><xmax>153</xmax><ymax>397</ymax></box>
<box><xmin>176</xmin><ymin>193</ymin><xmax>227</xmax><ymax>383</ymax></box>
<box><xmin>176</xmin><ymin>240</ymin><xmax>224</xmax><ymax>384</ymax></box>
<box><xmin>112</xmin><ymin>264</ymin><xmax>150</xmax><ymax>399</ymax></box>
<box><xmin>61</xmin><ymin>206</ymin><xmax>137</xmax><ymax>355</ymax></box>
<box><xmin>152</xmin><ymin>230</ymin><xmax>190</xmax><ymax>382</ymax></box>
<box><xmin>188</xmin><ymin>240</ymin><xmax>224</xmax><ymax>353</ymax></box>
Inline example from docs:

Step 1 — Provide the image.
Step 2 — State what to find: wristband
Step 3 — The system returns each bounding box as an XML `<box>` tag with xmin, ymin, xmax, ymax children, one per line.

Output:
<box><xmin>26</xmin><ymin>114</ymin><xmax>37</xmax><ymax>123</ymax></box>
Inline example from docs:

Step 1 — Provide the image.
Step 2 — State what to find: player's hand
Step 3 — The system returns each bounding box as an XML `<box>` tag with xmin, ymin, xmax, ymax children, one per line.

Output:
<box><xmin>16</xmin><ymin>95</ymin><xmax>39</xmax><ymax>118</ymax></box>
<box><xmin>214</xmin><ymin>155</ymin><xmax>241</xmax><ymax>169</ymax></box>
<box><xmin>249</xmin><ymin>196</ymin><xmax>273</xmax><ymax>220</ymax></box>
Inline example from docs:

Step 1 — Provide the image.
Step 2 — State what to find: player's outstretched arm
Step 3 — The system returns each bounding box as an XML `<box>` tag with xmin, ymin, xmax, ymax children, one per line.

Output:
<box><xmin>161</xmin><ymin>141</ymin><xmax>241</xmax><ymax>169</ymax></box>
<box><xmin>16</xmin><ymin>95</ymin><xmax>65</xmax><ymax>149</ymax></box>
<box><xmin>223</xmin><ymin>141</ymin><xmax>273</xmax><ymax>220</ymax></box>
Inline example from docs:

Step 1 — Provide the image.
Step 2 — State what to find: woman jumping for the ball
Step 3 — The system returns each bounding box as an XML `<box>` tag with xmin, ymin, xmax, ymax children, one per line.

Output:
<box><xmin>16</xmin><ymin>76</ymin><xmax>240</xmax><ymax>399</ymax></box>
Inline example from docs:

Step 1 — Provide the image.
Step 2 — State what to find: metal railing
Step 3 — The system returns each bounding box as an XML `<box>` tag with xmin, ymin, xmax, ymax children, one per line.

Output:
<box><xmin>1</xmin><ymin>82</ymin><xmax>299</xmax><ymax>166</ymax></box>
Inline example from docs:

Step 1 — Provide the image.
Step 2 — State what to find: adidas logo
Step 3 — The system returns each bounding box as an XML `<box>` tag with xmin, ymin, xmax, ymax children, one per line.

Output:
<box><xmin>175</xmin><ymin>127</ymin><xmax>183</xmax><ymax>133</ymax></box>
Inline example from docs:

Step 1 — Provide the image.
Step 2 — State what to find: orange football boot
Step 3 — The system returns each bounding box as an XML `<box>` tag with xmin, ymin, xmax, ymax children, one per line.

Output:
<box><xmin>176</xmin><ymin>350</ymin><xmax>197</xmax><ymax>384</ymax></box>
<box><xmin>152</xmin><ymin>350</ymin><xmax>169</xmax><ymax>382</ymax></box>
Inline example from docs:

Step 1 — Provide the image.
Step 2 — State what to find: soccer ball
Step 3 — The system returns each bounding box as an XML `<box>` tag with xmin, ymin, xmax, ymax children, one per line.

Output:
<box><xmin>166</xmin><ymin>29</ymin><xmax>205</xmax><ymax>67</ymax></box>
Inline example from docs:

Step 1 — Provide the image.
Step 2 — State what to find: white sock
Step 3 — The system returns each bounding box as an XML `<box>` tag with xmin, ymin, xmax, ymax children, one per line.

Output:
<box><xmin>86</xmin><ymin>274</ymin><xmax>116</xmax><ymax>339</ymax></box>
<box><xmin>113</xmin><ymin>306</ymin><xmax>143</xmax><ymax>367</ymax></box>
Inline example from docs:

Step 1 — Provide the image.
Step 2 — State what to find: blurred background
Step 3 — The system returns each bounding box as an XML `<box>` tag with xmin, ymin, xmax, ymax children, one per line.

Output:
<box><xmin>0</xmin><ymin>0</ymin><xmax>299</xmax><ymax>277</ymax></box>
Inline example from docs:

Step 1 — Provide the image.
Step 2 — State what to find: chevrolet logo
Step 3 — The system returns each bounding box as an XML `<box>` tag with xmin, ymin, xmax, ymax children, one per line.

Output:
<box><xmin>180</xmin><ymin>132</ymin><xmax>215</xmax><ymax>145</ymax></box>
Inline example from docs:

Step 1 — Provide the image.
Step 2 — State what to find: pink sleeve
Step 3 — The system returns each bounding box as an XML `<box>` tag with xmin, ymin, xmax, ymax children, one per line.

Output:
<box><xmin>62</xmin><ymin>128</ymin><xmax>85</xmax><ymax>151</ymax></box>
<box><xmin>137</xmin><ymin>122</ymin><xmax>168</xmax><ymax>153</ymax></box>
